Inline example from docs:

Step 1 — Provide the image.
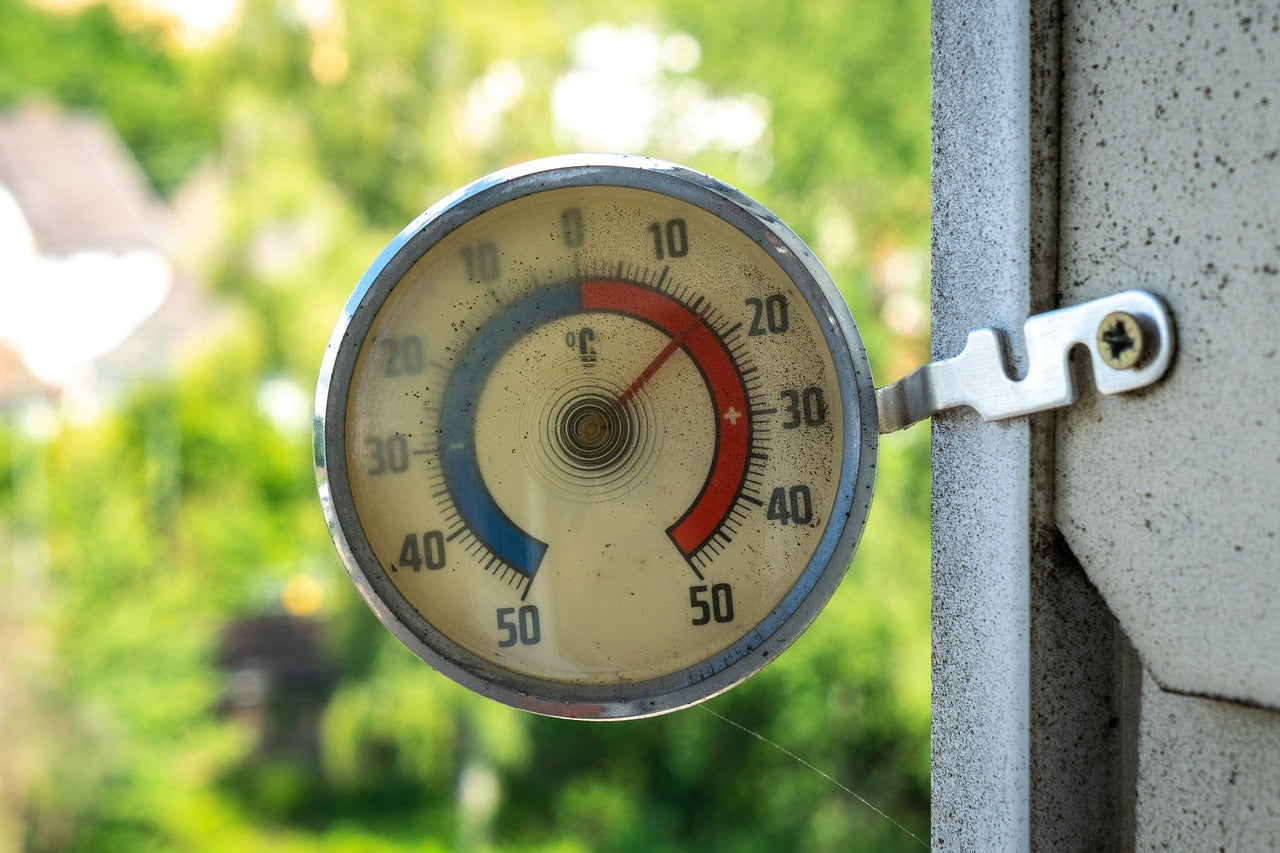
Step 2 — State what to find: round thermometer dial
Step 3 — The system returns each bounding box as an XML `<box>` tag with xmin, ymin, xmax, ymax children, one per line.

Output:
<box><xmin>316</xmin><ymin>155</ymin><xmax>877</xmax><ymax>719</ymax></box>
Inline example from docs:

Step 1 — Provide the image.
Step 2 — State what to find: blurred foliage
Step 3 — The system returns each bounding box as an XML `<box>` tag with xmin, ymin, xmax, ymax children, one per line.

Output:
<box><xmin>0</xmin><ymin>0</ymin><xmax>931</xmax><ymax>849</ymax></box>
<box><xmin>0</xmin><ymin>0</ymin><xmax>217</xmax><ymax>193</ymax></box>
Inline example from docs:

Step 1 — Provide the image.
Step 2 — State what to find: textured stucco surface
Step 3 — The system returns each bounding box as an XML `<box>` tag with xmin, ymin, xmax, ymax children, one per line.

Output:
<box><xmin>931</xmin><ymin>1</ymin><xmax>1033</xmax><ymax>848</ymax></box>
<box><xmin>1134</xmin><ymin>671</ymin><xmax>1280</xmax><ymax>850</ymax></box>
<box><xmin>1055</xmin><ymin>0</ymin><xmax>1280</xmax><ymax>708</ymax></box>
<box><xmin>932</xmin><ymin>0</ymin><xmax>1280</xmax><ymax>845</ymax></box>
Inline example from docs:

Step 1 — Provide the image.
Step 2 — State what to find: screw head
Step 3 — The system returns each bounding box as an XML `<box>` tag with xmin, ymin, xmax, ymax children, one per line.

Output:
<box><xmin>1097</xmin><ymin>311</ymin><xmax>1144</xmax><ymax>370</ymax></box>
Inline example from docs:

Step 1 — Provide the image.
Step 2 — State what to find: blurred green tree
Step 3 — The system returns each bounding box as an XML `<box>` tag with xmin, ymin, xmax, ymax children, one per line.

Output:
<box><xmin>0</xmin><ymin>0</ymin><xmax>930</xmax><ymax>849</ymax></box>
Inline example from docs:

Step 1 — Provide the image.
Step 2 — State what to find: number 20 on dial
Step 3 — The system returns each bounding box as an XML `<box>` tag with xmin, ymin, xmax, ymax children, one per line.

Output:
<box><xmin>315</xmin><ymin>155</ymin><xmax>878</xmax><ymax>719</ymax></box>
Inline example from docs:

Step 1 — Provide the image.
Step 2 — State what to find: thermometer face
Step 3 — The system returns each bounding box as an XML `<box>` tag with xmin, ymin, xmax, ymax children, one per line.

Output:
<box><xmin>316</xmin><ymin>156</ymin><xmax>877</xmax><ymax>719</ymax></box>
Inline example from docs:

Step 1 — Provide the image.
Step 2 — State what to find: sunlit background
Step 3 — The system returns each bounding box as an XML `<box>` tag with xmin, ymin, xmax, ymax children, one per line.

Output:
<box><xmin>0</xmin><ymin>0</ymin><xmax>931</xmax><ymax>849</ymax></box>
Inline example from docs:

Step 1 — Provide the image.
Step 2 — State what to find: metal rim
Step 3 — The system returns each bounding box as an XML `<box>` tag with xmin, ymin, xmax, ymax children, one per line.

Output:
<box><xmin>314</xmin><ymin>154</ymin><xmax>879</xmax><ymax>719</ymax></box>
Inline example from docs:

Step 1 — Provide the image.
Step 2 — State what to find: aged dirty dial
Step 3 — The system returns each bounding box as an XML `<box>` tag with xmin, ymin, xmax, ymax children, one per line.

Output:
<box><xmin>317</xmin><ymin>157</ymin><xmax>877</xmax><ymax>719</ymax></box>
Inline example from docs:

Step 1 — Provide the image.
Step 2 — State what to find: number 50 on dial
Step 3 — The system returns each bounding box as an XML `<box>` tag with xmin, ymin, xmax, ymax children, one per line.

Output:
<box><xmin>315</xmin><ymin>155</ymin><xmax>878</xmax><ymax>719</ymax></box>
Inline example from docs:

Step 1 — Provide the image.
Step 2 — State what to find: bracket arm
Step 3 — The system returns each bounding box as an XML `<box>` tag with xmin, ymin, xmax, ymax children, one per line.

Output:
<box><xmin>875</xmin><ymin>290</ymin><xmax>1175</xmax><ymax>434</ymax></box>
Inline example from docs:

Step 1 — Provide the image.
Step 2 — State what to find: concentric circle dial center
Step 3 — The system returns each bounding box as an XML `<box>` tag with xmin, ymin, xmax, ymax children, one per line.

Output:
<box><xmin>557</xmin><ymin>394</ymin><xmax>629</xmax><ymax>469</ymax></box>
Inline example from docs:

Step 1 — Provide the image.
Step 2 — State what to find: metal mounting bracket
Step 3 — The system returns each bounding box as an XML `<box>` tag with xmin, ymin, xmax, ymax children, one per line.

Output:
<box><xmin>875</xmin><ymin>290</ymin><xmax>1175</xmax><ymax>434</ymax></box>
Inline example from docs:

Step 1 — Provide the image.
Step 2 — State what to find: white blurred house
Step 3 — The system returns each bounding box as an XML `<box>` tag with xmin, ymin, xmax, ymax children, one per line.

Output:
<box><xmin>0</xmin><ymin>103</ymin><xmax>215</xmax><ymax>416</ymax></box>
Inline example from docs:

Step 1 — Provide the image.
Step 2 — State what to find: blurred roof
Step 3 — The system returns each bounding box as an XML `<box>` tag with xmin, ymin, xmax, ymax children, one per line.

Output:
<box><xmin>0</xmin><ymin>102</ymin><xmax>227</xmax><ymax>402</ymax></box>
<box><xmin>0</xmin><ymin>102</ymin><xmax>168</xmax><ymax>255</ymax></box>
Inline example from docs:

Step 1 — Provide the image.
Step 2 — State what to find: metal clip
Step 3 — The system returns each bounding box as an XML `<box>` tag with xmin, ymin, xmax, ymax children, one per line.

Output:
<box><xmin>875</xmin><ymin>290</ymin><xmax>1175</xmax><ymax>434</ymax></box>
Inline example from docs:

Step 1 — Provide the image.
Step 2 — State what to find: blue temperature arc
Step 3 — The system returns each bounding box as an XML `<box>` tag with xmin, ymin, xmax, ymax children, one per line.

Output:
<box><xmin>438</xmin><ymin>283</ymin><xmax>581</xmax><ymax>578</ymax></box>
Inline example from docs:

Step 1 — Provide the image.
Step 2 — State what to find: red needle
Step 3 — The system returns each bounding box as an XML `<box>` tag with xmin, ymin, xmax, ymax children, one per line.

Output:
<box><xmin>616</xmin><ymin>304</ymin><xmax>711</xmax><ymax>408</ymax></box>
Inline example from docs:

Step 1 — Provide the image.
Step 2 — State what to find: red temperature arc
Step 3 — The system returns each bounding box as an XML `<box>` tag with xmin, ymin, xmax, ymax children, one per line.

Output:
<box><xmin>615</xmin><ymin>303</ymin><xmax>711</xmax><ymax>409</ymax></box>
<box><xmin>580</xmin><ymin>279</ymin><xmax>751</xmax><ymax>559</ymax></box>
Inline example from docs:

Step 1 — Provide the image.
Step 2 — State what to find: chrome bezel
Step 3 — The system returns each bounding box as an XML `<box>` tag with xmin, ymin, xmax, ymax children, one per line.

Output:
<box><xmin>315</xmin><ymin>154</ymin><xmax>878</xmax><ymax>719</ymax></box>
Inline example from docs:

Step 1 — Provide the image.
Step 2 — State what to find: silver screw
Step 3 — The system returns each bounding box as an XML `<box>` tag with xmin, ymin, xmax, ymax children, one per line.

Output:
<box><xmin>1097</xmin><ymin>311</ymin><xmax>1144</xmax><ymax>370</ymax></box>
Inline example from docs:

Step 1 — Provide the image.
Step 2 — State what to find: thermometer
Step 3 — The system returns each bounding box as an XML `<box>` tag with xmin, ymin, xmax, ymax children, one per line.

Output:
<box><xmin>316</xmin><ymin>154</ymin><xmax>877</xmax><ymax>718</ymax></box>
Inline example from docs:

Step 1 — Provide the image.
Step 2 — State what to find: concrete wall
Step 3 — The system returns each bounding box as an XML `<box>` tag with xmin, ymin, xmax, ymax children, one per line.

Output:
<box><xmin>931</xmin><ymin>0</ymin><xmax>1280</xmax><ymax>848</ymax></box>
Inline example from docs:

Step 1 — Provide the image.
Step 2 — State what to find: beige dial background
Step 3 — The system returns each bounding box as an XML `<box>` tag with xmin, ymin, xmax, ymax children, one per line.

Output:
<box><xmin>342</xmin><ymin>185</ymin><xmax>846</xmax><ymax>687</ymax></box>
